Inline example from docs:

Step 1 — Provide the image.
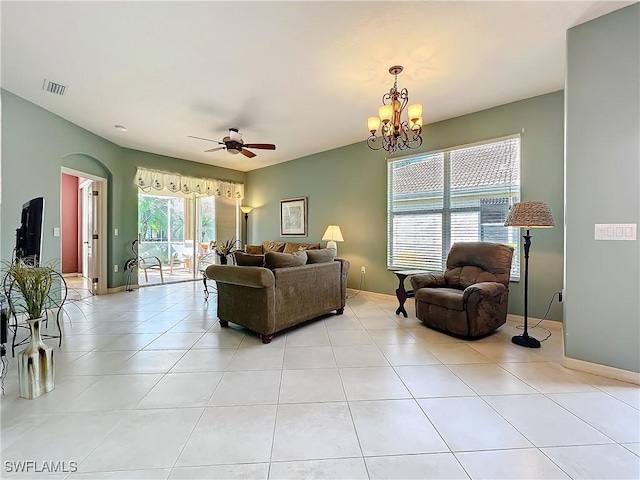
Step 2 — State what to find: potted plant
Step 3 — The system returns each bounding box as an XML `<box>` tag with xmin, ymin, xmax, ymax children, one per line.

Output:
<box><xmin>211</xmin><ymin>238</ymin><xmax>237</xmax><ymax>265</ymax></box>
<box><xmin>2</xmin><ymin>259</ymin><xmax>55</xmax><ymax>398</ymax></box>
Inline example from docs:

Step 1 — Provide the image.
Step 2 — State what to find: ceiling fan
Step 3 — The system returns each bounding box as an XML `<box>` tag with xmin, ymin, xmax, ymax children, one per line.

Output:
<box><xmin>188</xmin><ymin>128</ymin><xmax>276</xmax><ymax>158</ymax></box>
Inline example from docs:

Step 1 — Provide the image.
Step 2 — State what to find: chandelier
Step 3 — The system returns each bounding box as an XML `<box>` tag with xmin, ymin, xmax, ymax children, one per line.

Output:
<box><xmin>367</xmin><ymin>65</ymin><xmax>423</xmax><ymax>154</ymax></box>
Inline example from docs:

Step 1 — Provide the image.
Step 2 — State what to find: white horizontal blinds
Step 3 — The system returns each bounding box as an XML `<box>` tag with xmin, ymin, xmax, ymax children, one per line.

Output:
<box><xmin>388</xmin><ymin>136</ymin><xmax>521</xmax><ymax>279</ymax></box>
<box><xmin>387</xmin><ymin>153</ymin><xmax>445</xmax><ymax>270</ymax></box>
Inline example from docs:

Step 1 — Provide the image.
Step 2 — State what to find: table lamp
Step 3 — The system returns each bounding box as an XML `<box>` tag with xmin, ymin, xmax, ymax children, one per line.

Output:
<box><xmin>322</xmin><ymin>225</ymin><xmax>344</xmax><ymax>254</ymax></box>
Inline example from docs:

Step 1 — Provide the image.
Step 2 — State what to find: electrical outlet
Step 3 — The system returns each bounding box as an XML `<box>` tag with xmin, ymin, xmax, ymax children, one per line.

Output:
<box><xmin>114</xmin><ymin>264</ymin><xmax>118</xmax><ymax>273</ymax></box>
<box><xmin>560</xmin><ymin>289</ymin><xmax>565</xmax><ymax>302</ymax></box>
<box><xmin>361</xmin><ymin>266</ymin><xmax>366</xmax><ymax>274</ymax></box>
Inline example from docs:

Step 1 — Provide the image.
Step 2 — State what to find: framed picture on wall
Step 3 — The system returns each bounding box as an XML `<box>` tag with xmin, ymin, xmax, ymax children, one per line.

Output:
<box><xmin>280</xmin><ymin>197</ymin><xmax>307</xmax><ymax>237</ymax></box>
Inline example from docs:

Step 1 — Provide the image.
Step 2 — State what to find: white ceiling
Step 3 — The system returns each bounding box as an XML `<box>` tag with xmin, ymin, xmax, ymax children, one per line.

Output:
<box><xmin>1</xmin><ymin>1</ymin><xmax>633</xmax><ymax>172</ymax></box>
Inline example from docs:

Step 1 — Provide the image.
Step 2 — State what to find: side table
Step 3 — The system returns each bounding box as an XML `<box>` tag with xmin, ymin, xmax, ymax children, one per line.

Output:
<box><xmin>391</xmin><ymin>270</ymin><xmax>427</xmax><ymax>318</ymax></box>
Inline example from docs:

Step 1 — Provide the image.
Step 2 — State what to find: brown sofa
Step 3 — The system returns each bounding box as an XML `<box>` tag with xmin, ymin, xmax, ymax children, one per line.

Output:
<box><xmin>205</xmin><ymin>252</ymin><xmax>349</xmax><ymax>343</ymax></box>
<box><xmin>410</xmin><ymin>242</ymin><xmax>514</xmax><ymax>338</ymax></box>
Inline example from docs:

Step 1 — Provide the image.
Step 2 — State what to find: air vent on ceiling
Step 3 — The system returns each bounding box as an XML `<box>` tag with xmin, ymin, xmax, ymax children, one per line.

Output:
<box><xmin>43</xmin><ymin>79</ymin><xmax>67</xmax><ymax>96</ymax></box>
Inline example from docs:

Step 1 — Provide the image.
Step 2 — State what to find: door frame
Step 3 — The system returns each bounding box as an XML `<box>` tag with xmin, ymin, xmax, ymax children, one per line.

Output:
<box><xmin>61</xmin><ymin>167</ymin><xmax>108</xmax><ymax>295</ymax></box>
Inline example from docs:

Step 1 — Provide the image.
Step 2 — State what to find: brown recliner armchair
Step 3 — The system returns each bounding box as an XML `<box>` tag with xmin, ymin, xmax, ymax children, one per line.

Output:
<box><xmin>410</xmin><ymin>242</ymin><xmax>514</xmax><ymax>338</ymax></box>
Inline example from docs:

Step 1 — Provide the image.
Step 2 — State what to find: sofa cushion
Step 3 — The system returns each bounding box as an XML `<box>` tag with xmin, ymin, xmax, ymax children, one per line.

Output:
<box><xmin>283</xmin><ymin>242</ymin><xmax>321</xmax><ymax>254</ymax></box>
<box><xmin>245</xmin><ymin>244</ymin><xmax>264</xmax><ymax>255</ymax></box>
<box><xmin>306</xmin><ymin>248</ymin><xmax>336</xmax><ymax>264</ymax></box>
<box><xmin>264</xmin><ymin>250</ymin><xmax>307</xmax><ymax>269</ymax></box>
<box><xmin>234</xmin><ymin>251</ymin><xmax>265</xmax><ymax>267</ymax></box>
<box><xmin>262</xmin><ymin>241</ymin><xmax>286</xmax><ymax>253</ymax></box>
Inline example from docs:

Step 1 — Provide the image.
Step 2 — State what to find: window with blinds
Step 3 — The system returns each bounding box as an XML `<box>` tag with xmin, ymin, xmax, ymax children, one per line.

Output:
<box><xmin>387</xmin><ymin>136</ymin><xmax>521</xmax><ymax>280</ymax></box>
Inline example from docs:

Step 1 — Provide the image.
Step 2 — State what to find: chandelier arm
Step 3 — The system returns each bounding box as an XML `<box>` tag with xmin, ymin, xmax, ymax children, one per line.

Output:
<box><xmin>398</xmin><ymin>88</ymin><xmax>409</xmax><ymax>111</ymax></box>
<box><xmin>411</xmin><ymin>135</ymin><xmax>423</xmax><ymax>149</ymax></box>
<box><xmin>367</xmin><ymin>135</ymin><xmax>385</xmax><ymax>151</ymax></box>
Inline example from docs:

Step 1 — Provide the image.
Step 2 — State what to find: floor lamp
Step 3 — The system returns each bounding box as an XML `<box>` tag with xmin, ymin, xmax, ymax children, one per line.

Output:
<box><xmin>504</xmin><ymin>201</ymin><xmax>555</xmax><ymax>348</ymax></box>
<box><xmin>240</xmin><ymin>206</ymin><xmax>253</xmax><ymax>247</ymax></box>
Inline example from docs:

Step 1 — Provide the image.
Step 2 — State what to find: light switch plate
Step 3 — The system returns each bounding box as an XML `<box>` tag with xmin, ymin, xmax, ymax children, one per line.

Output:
<box><xmin>53</xmin><ymin>227</ymin><xmax>60</xmax><ymax>237</ymax></box>
<box><xmin>594</xmin><ymin>223</ymin><xmax>637</xmax><ymax>241</ymax></box>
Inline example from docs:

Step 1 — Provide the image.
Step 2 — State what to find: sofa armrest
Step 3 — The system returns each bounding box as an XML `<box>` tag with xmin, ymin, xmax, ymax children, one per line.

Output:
<box><xmin>205</xmin><ymin>265</ymin><xmax>275</xmax><ymax>288</ymax></box>
<box><xmin>335</xmin><ymin>258</ymin><xmax>350</xmax><ymax>307</ymax></box>
<box><xmin>410</xmin><ymin>272</ymin><xmax>446</xmax><ymax>290</ymax></box>
<box><xmin>463</xmin><ymin>281</ymin><xmax>508</xmax><ymax>303</ymax></box>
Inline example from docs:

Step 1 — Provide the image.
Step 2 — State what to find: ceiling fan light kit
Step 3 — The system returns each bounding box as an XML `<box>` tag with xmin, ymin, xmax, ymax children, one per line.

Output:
<box><xmin>188</xmin><ymin>128</ymin><xmax>276</xmax><ymax>159</ymax></box>
<box><xmin>367</xmin><ymin>65</ymin><xmax>423</xmax><ymax>154</ymax></box>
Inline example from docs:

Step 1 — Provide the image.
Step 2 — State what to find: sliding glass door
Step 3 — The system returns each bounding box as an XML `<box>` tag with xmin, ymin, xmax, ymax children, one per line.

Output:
<box><xmin>137</xmin><ymin>192</ymin><xmax>238</xmax><ymax>285</ymax></box>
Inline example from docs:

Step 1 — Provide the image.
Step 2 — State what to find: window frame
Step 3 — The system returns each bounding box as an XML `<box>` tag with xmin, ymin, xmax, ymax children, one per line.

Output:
<box><xmin>387</xmin><ymin>134</ymin><xmax>521</xmax><ymax>280</ymax></box>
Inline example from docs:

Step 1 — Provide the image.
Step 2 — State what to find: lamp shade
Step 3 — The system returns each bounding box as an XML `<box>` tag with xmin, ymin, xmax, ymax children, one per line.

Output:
<box><xmin>368</xmin><ymin>116</ymin><xmax>381</xmax><ymax>134</ymax></box>
<box><xmin>408</xmin><ymin>103</ymin><xmax>423</xmax><ymax>121</ymax></box>
<box><xmin>504</xmin><ymin>201</ymin><xmax>555</xmax><ymax>228</ymax></box>
<box><xmin>240</xmin><ymin>206</ymin><xmax>253</xmax><ymax>214</ymax></box>
<box><xmin>379</xmin><ymin>105</ymin><xmax>393</xmax><ymax>124</ymax></box>
<box><xmin>322</xmin><ymin>225</ymin><xmax>344</xmax><ymax>242</ymax></box>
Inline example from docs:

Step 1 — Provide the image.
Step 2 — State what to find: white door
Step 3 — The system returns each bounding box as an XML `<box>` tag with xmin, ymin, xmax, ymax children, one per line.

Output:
<box><xmin>80</xmin><ymin>180</ymin><xmax>93</xmax><ymax>281</ymax></box>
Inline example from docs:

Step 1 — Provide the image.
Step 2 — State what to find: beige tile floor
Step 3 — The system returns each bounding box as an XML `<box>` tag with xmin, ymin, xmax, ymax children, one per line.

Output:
<box><xmin>1</xmin><ymin>281</ymin><xmax>639</xmax><ymax>479</ymax></box>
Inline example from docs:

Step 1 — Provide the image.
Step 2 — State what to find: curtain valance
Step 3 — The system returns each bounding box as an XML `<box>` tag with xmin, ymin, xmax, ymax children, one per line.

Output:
<box><xmin>135</xmin><ymin>168</ymin><xmax>244</xmax><ymax>199</ymax></box>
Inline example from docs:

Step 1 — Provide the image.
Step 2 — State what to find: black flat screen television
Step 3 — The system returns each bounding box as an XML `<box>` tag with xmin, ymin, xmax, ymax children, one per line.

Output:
<box><xmin>15</xmin><ymin>197</ymin><xmax>45</xmax><ymax>265</ymax></box>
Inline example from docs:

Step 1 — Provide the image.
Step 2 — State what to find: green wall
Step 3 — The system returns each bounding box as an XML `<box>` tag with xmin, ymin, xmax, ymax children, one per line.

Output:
<box><xmin>1</xmin><ymin>90</ymin><xmax>246</xmax><ymax>289</ymax></box>
<box><xmin>247</xmin><ymin>91</ymin><xmax>565</xmax><ymax>321</ymax></box>
<box><xmin>2</xmin><ymin>88</ymin><xmax>565</xmax><ymax>321</ymax></box>
<box><xmin>565</xmin><ymin>4</ymin><xmax>639</xmax><ymax>373</ymax></box>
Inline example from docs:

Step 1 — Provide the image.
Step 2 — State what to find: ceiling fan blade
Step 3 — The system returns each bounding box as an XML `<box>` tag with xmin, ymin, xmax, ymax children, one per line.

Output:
<box><xmin>243</xmin><ymin>143</ymin><xmax>276</xmax><ymax>150</ymax></box>
<box><xmin>188</xmin><ymin>135</ymin><xmax>220</xmax><ymax>143</ymax></box>
<box><xmin>240</xmin><ymin>148</ymin><xmax>257</xmax><ymax>158</ymax></box>
<box><xmin>205</xmin><ymin>147</ymin><xmax>225</xmax><ymax>153</ymax></box>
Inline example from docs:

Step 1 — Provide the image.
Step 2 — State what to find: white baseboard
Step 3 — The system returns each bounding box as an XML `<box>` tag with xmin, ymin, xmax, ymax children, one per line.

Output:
<box><xmin>346</xmin><ymin>289</ymin><xmax>396</xmax><ymax>301</ymax></box>
<box><xmin>562</xmin><ymin>356</ymin><xmax>640</xmax><ymax>385</ymax></box>
<box><xmin>107</xmin><ymin>285</ymin><xmax>134</xmax><ymax>294</ymax></box>
<box><xmin>506</xmin><ymin>314</ymin><xmax>563</xmax><ymax>331</ymax></box>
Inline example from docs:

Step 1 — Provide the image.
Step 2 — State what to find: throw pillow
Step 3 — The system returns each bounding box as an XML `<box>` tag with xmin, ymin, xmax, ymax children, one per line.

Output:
<box><xmin>264</xmin><ymin>250</ymin><xmax>308</xmax><ymax>269</ymax></box>
<box><xmin>245</xmin><ymin>244</ymin><xmax>264</xmax><ymax>255</ymax></box>
<box><xmin>262</xmin><ymin>241</ymin><xmax>286</xmax><ymax>253</ymax></box>
<box><xmin>306</xmin><ymin>248</ymin><xmax>336</xmax><ymax>264</ymax></box>
<box><xmin>283</xmin><ymin>242</ymin><xmax>321</xmax><ymax>254</ymax></box>
<box><xmin>234</xmin><ymin>251</ymin><xmax>265</xmax><ymax>267</ymax></box>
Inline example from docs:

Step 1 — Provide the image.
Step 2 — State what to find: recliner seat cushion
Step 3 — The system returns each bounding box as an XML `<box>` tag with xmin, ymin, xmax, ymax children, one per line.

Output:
<box><xmin>415</xmin><ymin>287</ymin><xmax>464</xmax><ymax>311</ymax></box>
